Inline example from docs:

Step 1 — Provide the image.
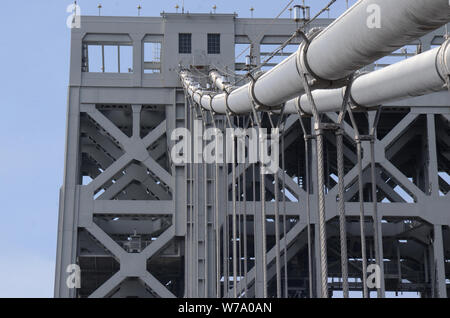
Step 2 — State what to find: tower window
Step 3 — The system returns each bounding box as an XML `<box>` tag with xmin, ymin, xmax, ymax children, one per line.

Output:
<box><xmin>207</xmin><ymin>33</ymin><xmax>220</xmax><ymax>54</ymax></box>
<box><xmin>179</xmin><ymin>33</ymin><xmax>192</xmax><ymax>54</ymax></box>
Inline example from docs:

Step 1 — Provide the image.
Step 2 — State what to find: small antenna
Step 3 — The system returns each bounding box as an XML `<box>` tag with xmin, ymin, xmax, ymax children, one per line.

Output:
<box><xmin>288</xmin><ymin>7</ymin><xmax>292</xmax><ymax>19</ymax></box>
<box><xmin>346</xmin><ymin>0</ymin><xmax>349</xmax><ymax>9</ymax></box>
<box><xmin>182</xmin><ymin>0</ymin><xmax>185</xmax><ymax>14</ymax></box>
<box><xmin>97</xmin><ymin>3</ymin><xmax>102</xmax><ymax>16</ymax></box>
<box><xmin>325</xmin><ymin>7</ymin><xmax>330</xmax><ymax>19</ymax></box>
<box><xmin>137</xmin><ymin>4</ymin><xmax>142</xmax><ymax>16</ymax></box>
<box><xmin>175</xmin><ymin>4</ymin><xmax>179</xmax><ymax>13</ymax></box>
<box><xmin>250</xmin><ymin>7</ymin><xmax>254</xmax><ymax>18</ymax></box>
<box><xmin>212</xmin><ymin>5</ymin><xmax>217</xmax><ymax>14</ymax></box>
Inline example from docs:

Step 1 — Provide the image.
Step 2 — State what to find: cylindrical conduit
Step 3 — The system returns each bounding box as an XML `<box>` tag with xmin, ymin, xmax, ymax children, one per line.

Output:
<box><xmin>180</xmin><ymin>0</ymin><xmax>450</xmax><ymax>114</ymax></box>
<box><xmin>285</xmin><ymin>39</ymin><xmax>450</xmax><ymax>114</ymax></box>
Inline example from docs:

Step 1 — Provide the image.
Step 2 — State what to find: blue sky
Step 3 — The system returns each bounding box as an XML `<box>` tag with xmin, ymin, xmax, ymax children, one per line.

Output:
<box><xmin>0</xmin><ymin>0</ymin><xmax>416</xmax><ymax>298</ymax></box>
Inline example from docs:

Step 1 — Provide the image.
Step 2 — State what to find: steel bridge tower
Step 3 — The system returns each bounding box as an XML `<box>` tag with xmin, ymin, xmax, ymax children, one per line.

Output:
<box><xmin>55</xmin><ymin>12</ymin><xmax>450</xmax><ymax>298</ymax></box>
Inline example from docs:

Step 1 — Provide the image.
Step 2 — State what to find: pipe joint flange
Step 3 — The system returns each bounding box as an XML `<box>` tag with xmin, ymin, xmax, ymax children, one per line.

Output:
<box><xmin>294</xmin><ymin>96</ymin><xmax>312</xmax><ymax>117</ymax></box>
<box><xmin>223</xmin><ymin>89</ymin><xmax>237</xmax><ymax>116</ymax></box>
<box><xmin>203</xmin><ymin>92</ymin><xmax>217</xmax><ymax>113</ymax></box>
<box><xmin>247</xmin><ymin>73</ymin><xmax>283</xmax><ymax>112</ymax></box>
<box><xmin>347</xmin><ymin>71</ymin><xmax>380</xmax><ymax>111</ymax></box>
<box><xmin>295</xmin><ymin>28</ymin><xmax>327</xmax><ymax>84</ymax></box>
<box><xmin>194</xmin><ymin>89</ymin><xmax>205</xmax><ymax>108</ymax></box>
<box><xmin>296</xmin><ymin>28</ymin><xmax>349</xmax><ymax>89</ymax></box>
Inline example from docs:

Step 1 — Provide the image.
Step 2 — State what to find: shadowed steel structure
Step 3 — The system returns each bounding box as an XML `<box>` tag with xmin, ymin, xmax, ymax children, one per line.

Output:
<box><xmin>55</xmin><ymin>7</ymin><xmax>450</xmax><ymax>298</ymax></box>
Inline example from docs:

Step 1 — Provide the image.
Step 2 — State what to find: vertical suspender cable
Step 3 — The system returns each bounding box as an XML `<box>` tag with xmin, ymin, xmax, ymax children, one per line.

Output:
<box><xmin>281</xmin><ymin>122</ymin><xmax>289</xmax><ymax>298</ymax></box>
<box><xmin>199</xmin><ymin>107</ymin><xmax>209</xmax><ymax>297</ymax></box>
<box><xmin>225</xmin><ymin>112</ymin><xmax>238</xmax><ymax>298</ymax></box>
<box><xmin>335</xmin><ymin>75</ymin><xmax>354</xmax><ymax>298</ymax></box>
<box><xmin>243</xmin><ymin>116</ymin><xmax>249</xmax><ymax>297</ymax></box>
<box><xmin>294</xmin><ymin>29</ymin><xmax>329</xmax><ymax>297</ymax></box>
<box><xmin>369</xmin><ymin>106</ymin><xmax>385</xmax><ymax>298</ymax></box>
<box><xmin>186</xmin><ymin>93</ymin><xmax>192</xmax><ymax>297</ymax></box>
<box><xmin>295</xmin><ymin>110</ymin><xmax>313</xmax><ymax>298</ymax></box>
<box><xmin>210</xmin><ymin>111</ymin><xmax>222</xmax><ymax>298</ymax></box>
<box><xmin>299</xmin><ymin>70</ymin><xmax>329</xmax><ymax>298</ymax></box>
<box><xmin>347</xmin><ymin>108</ymin><xmax>368</xmax><ymax>298</ymax></box>
<box><xmin>192</xmin><ymin>102</ymin><xmax>201</xmax><ymax>298</ymax></box>
<box><xmin>223</xmin><ymin>117</ymin><xmax>230</xmax><ymax>296</ymax></box>
<box><xmin>267</xmin><ymin>110</ymin><xmax>284</xmax><ymax>298</ymax></box>
<box><xmin>188</xmin><ymin>95</ymin><xmax>196</xmax><ymax>297</ymax></box>
<box><xmin>237</xmin><ymin>118</ymin><xmax>242</xmax><ymax>293</ymax></box>
<box><xmin>250</xmin><ymin>109</ymin><xmax>268</xmax><ymax>298</ymax></box>
<box><xmin>223</xmin><ymin>131</ymin><xmax>229</xmax><ymax>296</ymax></box>
<box><xmin>250</xmin><ymin>115</ymin><xmax>258</xmax><ymax>297</ymax></box>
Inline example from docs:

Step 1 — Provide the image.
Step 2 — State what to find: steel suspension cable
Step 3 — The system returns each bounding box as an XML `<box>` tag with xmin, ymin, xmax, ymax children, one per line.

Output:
<box><xmin>192</xmin><ymin>101</ymin><xmax>202</xmax><ymax>297</ymax></box>
<box><xmin>187</xmin><ymin>92</ymin><xmax>198</xmax><ymax>297</ymax></box>
<box><xmin>250</xmin><ymin>109</ymin><xmax>268</xmax><ymax>298</ymax></box>
<box><xmin>209</xmin><ymin>111</ymin><xmax>222</xmax><ymax>298</ymax></box>
<box><xmin>281</xmin><ymin>125</ymin><xmax>289</xmax><ymax>298</ymax></box>
<box><xmin>249</xmin><ymin>0</ymin><xmax>338</xmax><ymax>76</ymax></box>
<box><xmin>267</xmin><ymin>109</ymin><xmax>286</xmax><ymax>298</ymax></box>
<box><xmin>243</xmin><ymin>116</ymin><xmax>249</xmax><ymax>298</ymax></box>
<box><xmin>347</xmin><ymin>108</ymin><xmax>368</xmax><ymax>298</ymax></box>
<box><xmin>237</xmin><ymin>116</ymin><xmax>243</xmax><ymax>295</ymax></box>
<box><xmin>299</xmin><ymin>71</ymin><xmax>329</xmax><ymax>298</ymax></box>
<box><xmin>199</xmin><ymin>107</ymin><xmax>210</xmax><ymax>297</ymax></box>
<box><xmin>294</xmin><ymin>110</ymin><xmax>314</xmax><ymax>298</ymax></box>
<box><xmin>250</xmin><ymin>115</ymin><xmax>258</xmax><ymax>297</ymax></box>
<box><xmin>223</xmin><ymin>119</ymin><xmax>230</xmax><ymax>296</ymax></box>
<box><xmin>335</xmin><ymin>74</ymin><xmax>355</xmax><ymax>298</ymax></box>
<box><xmin>369</xmin><ymin>106</ymin><xmax>385</xmax><ymax>298</ymax></box>
<box><xmin>185</xmin><ymin>92</ymin><xmax>194</xmax><ymax>297</ymax></box>
<box><xmin>225</xmin><ymin>112</ymin><xmax>238</xmax><ymax>298</ymax></box>
<box><xmin>235</xmin><ymin>0</ymin><xmax>295</xmax><ymax>62</ymax></box>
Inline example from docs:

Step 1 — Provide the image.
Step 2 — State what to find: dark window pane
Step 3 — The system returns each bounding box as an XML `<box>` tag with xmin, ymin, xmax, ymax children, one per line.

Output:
<box><xmin>179</xmin><ymin>33</ymin><xmax>191</xmax><ymax>54</ymax></box>
<box><xmin>207</xmin><ymin>33</ymin><xmax>220</xmax><ymax>54</ymax></box>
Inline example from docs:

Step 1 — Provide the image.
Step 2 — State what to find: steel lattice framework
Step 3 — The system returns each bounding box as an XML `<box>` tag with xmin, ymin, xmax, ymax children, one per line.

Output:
<box><xmin>55</xmin><ymin>10</ymin><xmax>450</xmax><ymax>298</ymax></box>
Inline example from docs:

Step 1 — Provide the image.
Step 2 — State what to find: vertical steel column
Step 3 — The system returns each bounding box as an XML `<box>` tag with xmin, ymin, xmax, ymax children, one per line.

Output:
<box><xmin>433</xmin><ymin>224</ymin><xmax>448</xmax><ymax>298</ymax></box>
<box><xmin>54</xmin><ymin>87</ymin><xmax>81</xmax><ymax>298</ymax></box>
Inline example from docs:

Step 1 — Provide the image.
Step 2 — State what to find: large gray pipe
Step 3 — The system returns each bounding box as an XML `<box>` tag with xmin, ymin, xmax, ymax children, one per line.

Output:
<box><xmin>284</xmin><ymin>40</ymin><xmax>450</xmax><ymax>114</ymax></box>
<box><xmin>180</xmin><ymin>0</ymin><xmax>450</xmax><ymax>114</ymax></box>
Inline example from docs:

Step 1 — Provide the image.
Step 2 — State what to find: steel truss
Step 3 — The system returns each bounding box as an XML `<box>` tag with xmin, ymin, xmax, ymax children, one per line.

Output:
<box><xmin>55</xmin><ymin>13</ymin><xmax>450</xmax><ymax>298</ymax></box>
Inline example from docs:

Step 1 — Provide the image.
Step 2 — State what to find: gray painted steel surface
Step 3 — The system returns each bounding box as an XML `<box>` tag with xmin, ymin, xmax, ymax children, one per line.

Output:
<box><xmin>55</xmin><ymin>9</ymin><xmax>450</xmax><ymax>298</ymax></box>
